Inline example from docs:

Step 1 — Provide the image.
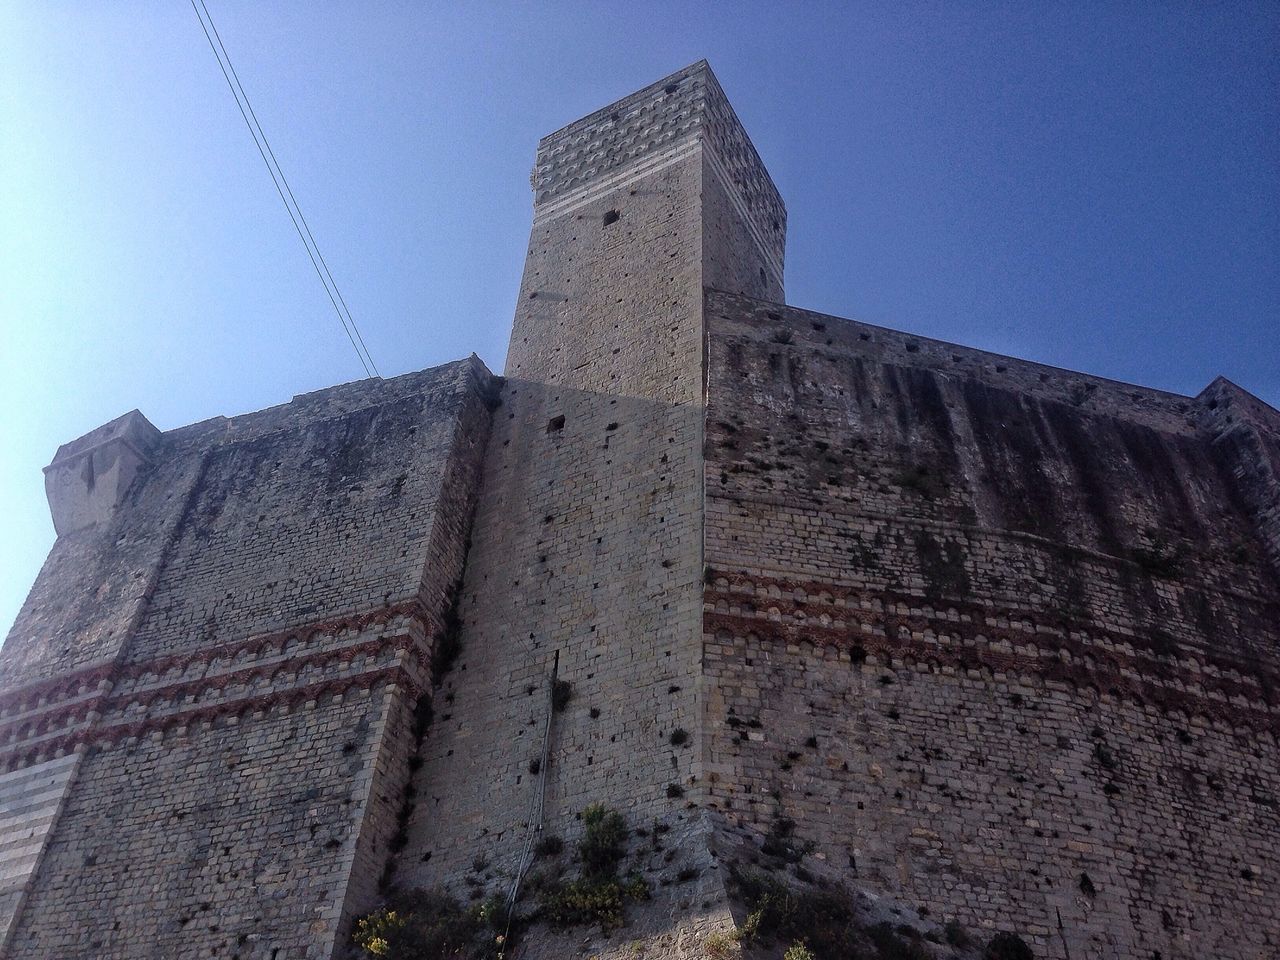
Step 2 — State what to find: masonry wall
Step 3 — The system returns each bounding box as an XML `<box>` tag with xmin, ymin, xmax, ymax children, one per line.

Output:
<box><xmin>698</xmin><ymin>68</ymin><xmax>785</xmax><ymax>303</ymax></box>
<box><xmin>0</xmin><ymin>358</ymin><xmax>495</xmax><ymax>958</ymax></box>
<box><xmin>403</xmin><ymin>62</ymin><xmax>712</xmax><ymax>903</ymax></box>
<box><xmin>701</xmin><ymin>290</ymin><xmax>1280</xmax><ymax>960</ymax></box>
<box><xmin>397</xmin><ymin>62</ymin><xmax>786</xmax><ymax>958</ymax></box>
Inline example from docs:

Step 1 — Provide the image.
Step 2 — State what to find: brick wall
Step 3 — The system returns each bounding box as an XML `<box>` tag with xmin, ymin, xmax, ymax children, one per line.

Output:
<box><xmin>397</xmin><ymin>61</ymin><xmax>786</xmax><ymax>959</ymax></box>
<box><xmin>0</xmin><ymin>357</ymin><xmax>495</xmax><ymax>958</ymax></box>
<box><xmin>702</xmin><ymin>290</ymin><xmax>1280</xmax><ymax>959</ymax></box>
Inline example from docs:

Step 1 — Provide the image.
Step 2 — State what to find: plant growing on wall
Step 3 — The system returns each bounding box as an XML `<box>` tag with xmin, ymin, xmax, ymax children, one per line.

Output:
<box><xmin>352</xmin><ymin>888</ymin><xmax>506</xmax><ymax>959</ymax></box>
<box><xmin>538</xmin><ymin>803</ymin><xmax>649</xmax><ymax>931</ymax></box>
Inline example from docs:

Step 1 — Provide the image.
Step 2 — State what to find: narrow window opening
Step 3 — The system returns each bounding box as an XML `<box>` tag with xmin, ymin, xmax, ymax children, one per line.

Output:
<box><xmin>664</xmin><ymin>82</ymin><xmax>680</xmax><ymax>95</ymax></box>
<box><xmin>546</xmin><ymin>415</ymin><xmax>565</xmax><ymax>433</ymax></box>
<box><xmin>603</xmin><ymin>209</ymin><xmax>620</xmax><ymax>227</ymax></box>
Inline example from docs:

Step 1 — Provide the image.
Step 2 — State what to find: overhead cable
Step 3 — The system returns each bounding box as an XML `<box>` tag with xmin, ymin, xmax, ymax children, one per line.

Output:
<box><xmin>190</xmin><ymin>0</ymin><xmax>380</xmax><ymax>378</ymax></box>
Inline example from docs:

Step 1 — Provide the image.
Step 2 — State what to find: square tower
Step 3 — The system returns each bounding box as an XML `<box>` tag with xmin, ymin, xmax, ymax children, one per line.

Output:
<box><xmin>505</xmin><ymin>59</ymin><xmax>786</xmax><ymax>402</ymax></box>
<box><xmin>397</xmin><ymin>62</ymin><xmax>788</xmax><ymax>948</ymax></box>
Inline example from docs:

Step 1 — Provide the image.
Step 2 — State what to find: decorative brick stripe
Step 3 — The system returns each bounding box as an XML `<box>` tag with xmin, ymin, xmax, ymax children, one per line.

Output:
<box><xmin>0</xmin><ymin>602</ymin><xmax>438</xmax><ymax>773</ymax></box>
<box><xmin>0</xmin><ymin>601</ymin><xmax>426</xmax><ymax>719</ymax></box>
<box><xmin>119</xmin><ymin>601</ymin><xmax>431</xmax><ymax>680</ymax></box>
<box><xmin>704</xmin><ymin>571</ymin><xmax>1280</xmax><ymax>734</ymax></box>
<box><xmin>0</xmin><ymin>665</ymin><xmax>116</xmax><ymax>723</ymax></box>
<box><xmin>0</xmin><ymin>656</ymin><xmax>422</xmax><ymax>773</ymax></box>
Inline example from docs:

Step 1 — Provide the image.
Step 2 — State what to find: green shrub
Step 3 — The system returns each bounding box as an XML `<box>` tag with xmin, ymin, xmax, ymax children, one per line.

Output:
<box><xmin>353</xmin><ymin>907</ymin><xmax>406</xmax><ymax>957</ymax></box>
<box><xmin>536</xmin><ymin>804</ymin><xmax>646</xmax><ymax>932</ymax></box>
<box><xmin>728</xmin><ymin>867</ymin><xmax>857</xmax><ymax>957</ymax></box>
<box><xmin>579</xmin><ymin>803</ymin><xmax>628</xmax><ymax>879</ymax></box>
<box><xmin>352</xmin><ymin>888</ymin><xmax>505</xmax><ymax>960</ymax></box>
<box><xmin>703</xmin><ymin>930</ymin><xmax>741</xmax><ymax>959</ymax></box>
<box><xmin>784</xmin><ymin>943</ymin><xmax>816</xmax><ymax>960</ymax></box>
<box><xmin>533</xmin><ymin>834</ymin><xmax>563</xmax><ymax>858</ymax></box>
<box><xmin>539</xmin><ymin>873</ymin><xmax>648</xmax><ymax>932</ymax></box>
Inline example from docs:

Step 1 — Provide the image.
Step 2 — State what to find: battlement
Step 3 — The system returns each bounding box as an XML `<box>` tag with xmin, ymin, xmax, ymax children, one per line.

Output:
<box><xmin>530</xmin><ymin>60</ymin><xmax>786</xmax><ymax>286</ymax></box>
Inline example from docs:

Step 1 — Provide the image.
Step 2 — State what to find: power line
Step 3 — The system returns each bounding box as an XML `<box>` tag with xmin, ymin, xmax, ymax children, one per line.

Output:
<box><xmin>196</xmin><ymin>0</ymin><xmax>379</xmax><ymax>378</ymax></box>
<box><xmin>190</xmin><ymin>0</ymin><xmax>380</xmax><ymax>378</ymax></box>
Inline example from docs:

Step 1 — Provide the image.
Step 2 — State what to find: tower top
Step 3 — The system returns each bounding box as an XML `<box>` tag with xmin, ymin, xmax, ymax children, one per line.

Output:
<box><xmin>530</xmin><ymin>60</ymin><xmax>786</xmax><ymax>287</ymax></box>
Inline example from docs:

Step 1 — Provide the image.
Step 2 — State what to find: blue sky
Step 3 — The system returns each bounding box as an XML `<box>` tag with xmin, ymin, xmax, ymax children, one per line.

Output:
<box><xmin>1</xmin><ymin>1</ymin><xmax>1276</xmax><ymax>637</ymax></box>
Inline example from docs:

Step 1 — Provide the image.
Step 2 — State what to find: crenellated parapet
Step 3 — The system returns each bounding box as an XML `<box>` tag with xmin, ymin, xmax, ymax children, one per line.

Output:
<box><xmin>530</xmin><ymin>60</ymin><xmax>786</xmax><ymax>287</ymax></box>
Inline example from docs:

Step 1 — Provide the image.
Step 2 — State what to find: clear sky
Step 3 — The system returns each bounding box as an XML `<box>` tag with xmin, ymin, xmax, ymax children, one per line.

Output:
<box><xmin>1</xmin><ymin>2</ymin><xmax>1276</xmax><ymax>638</ymax></box>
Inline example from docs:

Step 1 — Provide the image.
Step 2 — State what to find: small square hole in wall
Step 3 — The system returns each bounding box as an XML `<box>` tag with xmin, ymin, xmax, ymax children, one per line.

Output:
<box><xmin>546</xmin><ymin>415</ymin><xmax>565</xmax><ymax>433</ymax></box>
<box><xmin>603</xmin><ymin>209</ymin><xmax>620</xmax><ymax>227</ymax></box>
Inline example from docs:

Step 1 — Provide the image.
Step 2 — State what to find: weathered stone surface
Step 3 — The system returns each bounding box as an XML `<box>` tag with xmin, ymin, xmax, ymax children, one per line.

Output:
<box><xmin>702</xmin><ymin>292</ymin><xmax>1280</xmax><ymax>959</ymax></box>
<box><xmin>1</xmin><ymin>357</ymin><xmax>495</xmax><ymax>957</ymax></box>
<box><xmin>43</xmin><ymin>410</ymin><xmax>162</xmax><ymax>538</ymax></box>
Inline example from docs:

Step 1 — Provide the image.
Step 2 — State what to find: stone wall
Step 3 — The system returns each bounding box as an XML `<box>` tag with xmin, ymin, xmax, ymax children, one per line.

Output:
<box><xmin>397</xmin><ymin>61</ymin><xmax>785</xmax><ymax>959</ymax></box>
<box><xmin>0</xmin><ymin>357</ymin><xmax>495</xmax><ymax>958</ymax></box>
<box><xmin>701</xmin><ymin>289</ymin><xmax>1280</xmax><ymax>959</ymax></box>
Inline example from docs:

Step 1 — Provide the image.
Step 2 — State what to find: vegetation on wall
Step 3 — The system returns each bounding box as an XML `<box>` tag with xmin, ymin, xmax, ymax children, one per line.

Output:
<box><xmin>352</xmin><ymin>888</ymin><xmax>506</xmax><ymax>960</ymax></box>
<box><xmin>723</xmin><ymin>866</ymin><xmax>1034</xmax><ymax>960</ymax></box>
<box><xmin>538</xmin><ymin>803</ymin><xmax>650</xmax><ymax>931</ymax></box>
<box><xmin>354</xmin><ymin>803</ymin><xmax>652</xmax><ymax>957</ymax></box>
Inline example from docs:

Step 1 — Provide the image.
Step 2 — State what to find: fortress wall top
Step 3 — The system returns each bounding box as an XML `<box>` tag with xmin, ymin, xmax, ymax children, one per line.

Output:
<box><xmin>701</xmin><ymin>290</ymin><xmax>1280</xmax><ymax>958</ymax></box>
<box><xmin>123</xmin><ymin>358</ymin><xmax>493</xmax><ymax>664</ymax></box>
<box><xmin>2</xmin><ymin>356</ymin><xmax>495</xmax><ymax>687</ymax></box>
<box><xmin>0</xmin><ymin>358</ymin><xmax>496</xmax><ymax>957</ymax></box>
<box><xmin>707</xmin><ymin>288</ymin><xmax>1280</xmax><ymax>588</ymax></box>
<box><xmin>708</xmin><ymin>291</ymin><xmax>1212</xmax><ymax>435</ymax></box>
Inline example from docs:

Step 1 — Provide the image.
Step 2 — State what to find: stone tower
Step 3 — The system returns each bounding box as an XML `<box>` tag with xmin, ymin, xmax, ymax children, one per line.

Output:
<box><xmin>2</xmin><ymin>60</ymin><xmax>1279</xmax><ymax>960</ymax></box>
<box><xmin>395</xmin><ymin>58</ymin><xmax>786</xmax><ymax>946</ymax></box>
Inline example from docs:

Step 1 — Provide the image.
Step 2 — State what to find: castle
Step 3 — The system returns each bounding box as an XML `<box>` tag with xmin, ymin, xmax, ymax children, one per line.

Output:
<box><xmin>1</xmin><ymin>61</ymin><xmax>1277</xmax><ymax>960</ymax></box>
